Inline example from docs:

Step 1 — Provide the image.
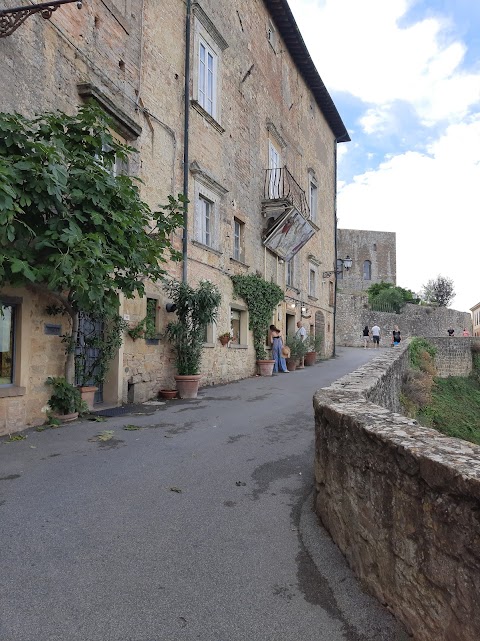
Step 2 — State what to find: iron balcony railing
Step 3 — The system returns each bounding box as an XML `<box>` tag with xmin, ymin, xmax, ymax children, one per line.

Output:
<box><xmin>264</xmin><ymin>166</ymin><xmax>310</xmax><ymax>219</ymax></box>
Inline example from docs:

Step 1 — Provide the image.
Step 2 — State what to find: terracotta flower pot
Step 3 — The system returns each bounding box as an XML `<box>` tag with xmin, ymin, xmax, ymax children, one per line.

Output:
<box><xmin>52</xmin><ymin>411</ymin><xmax>79</xmax><ymax>423</ymax></box>
<box><xmin>174</xmin><ymin>374</ymin><xmax>202</xmax><ymax>399</ymax></box>
<box><xmin>286</xmin><ymin>358</ymin><xmax>297</xmax><ymax>372</ymax></box>
<box><xmin>78</xmin><ymin>386</ymin><xmax>98</xmax><ymax>411</ymax></box>
<box><xmin>219</xmin><ymin>336</ymin><xmax>230</xmax><ymax>346</ymax></box>
<box><xmin>256</xmin><ymin>360</ymin><xmax>275</xmax><ymax>376</ymax></box>
<box><xmin>159</xmin><ymin>389</ymin><xmax>179</xmax><ymax>400</ymax></box>
<box><xmin>304</xmin><ymin>351</ymin><xmax>317</xmax><ymax>366</ymax></box>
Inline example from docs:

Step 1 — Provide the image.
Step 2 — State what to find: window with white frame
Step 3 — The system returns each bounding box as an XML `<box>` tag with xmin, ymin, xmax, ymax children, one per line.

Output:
<box><xmin>198</xmin><ymin>39</ymin><xmax>217</xmax><ymax>117</ymax></box>
<box><xmin>230</xmin><ymin>306</ymin><xmax>247</xmax><ymax>345</ymax></box>
<box><xmin>286</xmin><ymin>257</ymin><xmax>295</xmax><ymax>288</ymax></box>
<box><xmin>192</xmin><ymin>6</ymin><xmax>227</xmax><ymax>125</ymax></box>
<box><xmin>233</xmin><ymin>218</ymin><xmax>245</xmax><ymax>262</ymax></box>
<box><xmin>309</xmin><ymin>178</ymin><xmax>318</xmax><ymax>222</ymax></box>
<box><xmin>198</xmin><ymin>195</ymin><xmax>213</xmax><ymax>247</ymax></box>
<box><xmin>309</xmin><ymin>265</ymin><xmax>317</xmax><ymax>297</ymax></box>
<box><xmin>268</xmin><ymin>140</ymin><xmax>281</xmax><ymax>198</ymax></box>
<box><xmin>192</xmin><ymin>166</ymin><xmax>227</xmax><ymax>252</ymax></box>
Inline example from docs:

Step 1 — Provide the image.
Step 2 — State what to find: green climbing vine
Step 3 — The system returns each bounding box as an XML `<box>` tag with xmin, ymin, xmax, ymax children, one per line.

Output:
<box><xmin>231</xmin><ymin>274</ymin><xmax>284</xmax><ymax>360</ymax></box>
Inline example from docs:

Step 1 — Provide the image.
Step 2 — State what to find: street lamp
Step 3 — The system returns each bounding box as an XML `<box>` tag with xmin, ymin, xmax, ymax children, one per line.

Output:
<box><xmin>0</xmin><ymin>1</ymin><xmax>83</xmax><ymax>38</ymax></box>
<box><xmin>322</xmin><ymin>255</ymin><xmax>352</xmax><ymax>278</ymax></box>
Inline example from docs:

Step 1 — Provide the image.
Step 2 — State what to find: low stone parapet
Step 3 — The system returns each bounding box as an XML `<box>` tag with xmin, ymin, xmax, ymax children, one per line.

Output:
<box><xmin>314</xmin><ymin>343</ymin><xmax>480</xmax><ymax>641</ymax></box>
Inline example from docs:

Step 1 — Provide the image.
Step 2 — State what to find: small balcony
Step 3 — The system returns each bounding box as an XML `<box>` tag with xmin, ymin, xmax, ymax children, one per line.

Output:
<box><xmin>262</xmin><ymin>166</ymin><xmax>310</xmax><ymax>219</ymax></box>
<box><xmin>261</xmin><ymin>166</ymin><xmax>316</xmax><ymax>263</ymax></box>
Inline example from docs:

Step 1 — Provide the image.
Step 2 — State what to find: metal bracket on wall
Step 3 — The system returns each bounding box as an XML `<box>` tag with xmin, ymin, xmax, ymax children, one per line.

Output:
<box><xmin>0</xmin><ymin>1</ymin><xmax>83</xmax><ymax>38</ymax></box>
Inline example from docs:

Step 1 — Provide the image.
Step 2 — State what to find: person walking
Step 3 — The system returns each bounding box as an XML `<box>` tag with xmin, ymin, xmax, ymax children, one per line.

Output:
<box><xmin>392</xmin><ymin>325</ymin><xmax>401</xmax><ymax>346</ymax></box>
<box><xmin>269</xmin><ymin>325</ymin><xmax>289</xmax><ymax>373</ymax></box>
<box><xmin>462</xmin><ymin>328</ymin><xmax>470</xmax><ymax>337</ymax></box>
<box><xmin>447</xmin><ymin>327</ymin><xmax>455</xmax><ymax>337</ymax></box>
<box><xmin>362</xmin><ymin>325</ymin><xmax>370</xmax><ymax>349</ymax></box>
<box><xmin>371</xmin><ymin>323</ymin><xmax>381</xmax><ymax>348</ymax></box>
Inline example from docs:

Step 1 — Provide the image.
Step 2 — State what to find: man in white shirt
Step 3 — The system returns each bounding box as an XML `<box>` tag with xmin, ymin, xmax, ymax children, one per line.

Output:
<box><xmin>296</xmin><ymin>321</ymin><xmax>307</xmax><ymax>341</ymax></box>
<box><xmin>371</xmin><ymin>323</ymin><xmax>381</xmax><ymax>348</ymax></box>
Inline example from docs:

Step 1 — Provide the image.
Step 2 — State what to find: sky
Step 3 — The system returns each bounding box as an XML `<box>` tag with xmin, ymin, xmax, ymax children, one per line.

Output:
<box><xmin>289</xmin><ymin>0</ymin><xmax>480</xmax><ymax>313</ymax></box>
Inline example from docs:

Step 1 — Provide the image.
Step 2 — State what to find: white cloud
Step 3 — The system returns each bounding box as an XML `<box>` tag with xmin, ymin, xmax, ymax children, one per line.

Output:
<box><xmin>337</xmin><ymin>117</ymin><xmax>480</xmax><ymax>311</ymax></box>
<box><xmin>290</xmin><ymin>0</ymin><xmax>480</xmax><ymax>130</ymax></box>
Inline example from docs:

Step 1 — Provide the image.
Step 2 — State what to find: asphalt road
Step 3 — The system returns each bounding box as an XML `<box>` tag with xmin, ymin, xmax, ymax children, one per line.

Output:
<box><xmin>0</xmin><ymin>347</ymin><xmax>409</xmax><ymax>641</ymax></box>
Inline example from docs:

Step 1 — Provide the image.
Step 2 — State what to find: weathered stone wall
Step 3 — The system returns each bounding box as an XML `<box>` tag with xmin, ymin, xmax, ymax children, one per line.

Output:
<box><xmin>337</xmin><ymin>229</ymin><xmax>396</xmax><ymax>292</ymax></box>
<box><xmin>336</xmin><ymin>295</ymin><xmax>473</xmax><ymax>347</ymax></box>
<box><xmin>314</xmin><ymin>341</ymin><xmax>480</xmax><ymax>641</ymax></box>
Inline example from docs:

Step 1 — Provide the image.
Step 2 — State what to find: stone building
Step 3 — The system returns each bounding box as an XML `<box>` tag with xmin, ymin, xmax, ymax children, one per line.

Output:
<box><xmin>336</xmin><ymin>228</ymin><xmax>397</xmax><ymax>293</ymax></box>
<box><xmin>0</xmin><ymin>0</ymin><xmax>348</xmax><ymax>434</ymax></box>
<box><xmin>335</xmin><ymin>229</ymin><xmax>472</xmax><ymax>346</ymax></box>
<box><xmin>471</xmin><ymin>302</ymin><xmax>480</xmax><ymax>336</ymax></box>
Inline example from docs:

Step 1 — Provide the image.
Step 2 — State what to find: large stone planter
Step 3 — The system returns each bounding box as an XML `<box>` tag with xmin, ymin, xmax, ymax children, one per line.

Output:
<box><xmin>304</xmin><ymin>351</ymin><xmax>317</xmax><ymax>366</ymax></box>
<box><xmin>174</xmin><ymin>374</ymin><xmax>201</xmax><ymax>399</ymax></box>
<box><xmin>256</xmin><ymin>360</ymin><xmax>275</xmax><ymax>376</ymax></box>
<box><xmin>78</xmin><ymin>386</ymin><xmax>98</xmax><ymax>411</ymax></box>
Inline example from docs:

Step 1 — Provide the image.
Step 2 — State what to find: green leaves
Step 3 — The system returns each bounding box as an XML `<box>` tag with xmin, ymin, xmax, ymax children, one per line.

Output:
<box><xmin>0</xmin><ymin>104</ymin><xmax>184</xmax><ymax>320</ymax></box>
<box><xmin>231</xmin><ymin>274</ymin><xmax>284</xmax><ymax>360</ymax></box>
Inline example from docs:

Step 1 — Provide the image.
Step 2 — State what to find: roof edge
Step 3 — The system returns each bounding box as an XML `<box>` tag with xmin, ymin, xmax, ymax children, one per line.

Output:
<box><xmin>263</xmin><ymin>0</ymin><xmax>350</xmax><ymax>143</ymax></box>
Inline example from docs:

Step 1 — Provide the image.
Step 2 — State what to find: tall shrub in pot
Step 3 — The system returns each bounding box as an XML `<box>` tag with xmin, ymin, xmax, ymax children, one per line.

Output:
<box><xmin>164</xmin><ymin>279</ymin><xmax>221</xmax><ymax>398</ymax></box>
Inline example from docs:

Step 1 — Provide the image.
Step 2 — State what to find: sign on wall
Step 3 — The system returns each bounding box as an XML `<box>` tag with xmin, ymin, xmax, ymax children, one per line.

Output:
<box><xmin>263</xmin><ymin>209</ymin><xmax>316</xmax><ymax>262</ymax></box>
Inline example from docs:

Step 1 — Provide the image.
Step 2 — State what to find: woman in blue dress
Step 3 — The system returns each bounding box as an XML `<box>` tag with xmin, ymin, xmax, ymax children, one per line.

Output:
<box><xmin>269</xmin><ymin>325</ymin><xmax>289</xmax><ymax>373</ymax></box>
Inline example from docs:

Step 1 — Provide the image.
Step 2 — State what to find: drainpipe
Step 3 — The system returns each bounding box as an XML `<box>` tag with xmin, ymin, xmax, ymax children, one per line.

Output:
<box><xmin>182</xmin><ymin>0</ymin><xmax>192</xmax><ymax>283</ymax></box>
<box><xmin>333</xmin><ymin>138</ymin><xmax>339</xmax><ymax>356</ymax></box>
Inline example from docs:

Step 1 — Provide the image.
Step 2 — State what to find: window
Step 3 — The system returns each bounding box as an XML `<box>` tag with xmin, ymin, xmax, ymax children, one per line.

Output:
<box><xmin>192</xmin><ymin>6</ymin><xmax>227</xmax><ymax>126</ymax></box>
<box><xmin>268</xmin><ymin>141</ymin><xmax>281</xmax><ymax>198</ymax></box>
<box><xmin>202</xmin><ymin>323</ymin><xmax>214</xmax><ymax>344</ymax></box>
<box><xmin>199</xmin><ymin>195</ymin><xmax>213</xmax><ymax>247</ymax></box>
<box><xmin>233</xmin><ymin>218</ymin><xmax>245</xmax><ymax>262</ymax></box>
<box><xmin>198</xmin><ymin>40</ymin><xmax>217</xmax><ymax>117</ymax></box>
<box><xmin>230</xmin><ymin>306</ymin><xmax>247</xmax><ymax>345</ymax></box>
<box><xmin>363</xmin><ymin>260</ymin><xmax>372</xmax><ymax>280</ymax></box>
<box><xmin>309</xmin><ymin>179</ymin><xmax>318</xmax><ymax>222</ymax></box>
<box><xmin>286</xmin><ymin>257</ymin><xmax>295</xmax><ymax>288</ymax></box>
<box><xmin>267</xmin><ymin>19</ymin><xmax>277</xmax><ymax>51</ymax></box>
<box><xmin>309</xmin><ymin>266</ymin><xmax>316</xmax><ymax>297</ymax></box>
<box><xmin>329</xmin><ymin>281</ymin><xmax>334</xmax><ymax>306</ymax></box>
<box><xmin>192</xmin><ymin>164</ymin><xmax>227</xmax><ymax>252</ymax></box>
<box><xmin>0</xmin><ymin>303</ymin><xmax>16</xmax><ymax>385</ymax></box>
<box><xmin>145</xmin><ymin>298</ymin><xmax>158</xmax><ymax>338</ymax></box>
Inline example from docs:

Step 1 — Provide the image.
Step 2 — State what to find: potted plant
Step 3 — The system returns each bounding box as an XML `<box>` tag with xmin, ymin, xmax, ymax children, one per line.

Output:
<box><xmin>285</xmin><ymin>335</ymin><xmax>309</xmax><ymax>371</ymax></box>
<box><xmin>164</xmin><ymin>279</ymin><xmax>221</xmax><ymax>398</ymax></box>
<box><xmin>304</xmin><ymin>334</ymin><xmax>322</xmax><ymax>366</ymax></box>
<box><xmin>158</xmin><ymin>389</ymin><xmax>179</xmax><ymax>400</ymax></box>
<box><xmin>218</xmin><ymin>332</ymin><xmax>232</xmax><ymax>346</ymax></box>
<box><xmin>46</xmin><ymin>376</ymin><xmax>87</xmax><ymax>422</ymax></box>
<box><xmin>230</xmin><ymin>274</ymin><xmax>284</xmax><ymax>376</ymax></box>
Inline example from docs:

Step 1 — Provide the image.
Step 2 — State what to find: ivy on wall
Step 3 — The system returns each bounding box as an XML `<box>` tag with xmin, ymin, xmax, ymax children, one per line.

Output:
<box><xmin>231</xmin><ymin>274</ymin><xmax>284</xmax><ymax>360</ymax></box>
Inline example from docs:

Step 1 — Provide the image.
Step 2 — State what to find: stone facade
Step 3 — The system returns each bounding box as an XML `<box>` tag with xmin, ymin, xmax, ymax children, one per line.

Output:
<box><xmin>314</xmin><ymin>339</ymin><xmax>480</xmax><ymax>641</ymax></box>
<box><xmin>337</xmin><ymin>228</ymin><xmax>396</xmax><ymax>293</ymax></box>
<box><xmin>0</xmin><ymin>0</ymin><xmax>347</xmax><ymax>432</ymax></box>
<box><xmin>336</xmin><ymin>296</ymin><xmax>473</xmax><ymax>347</ymax></box>
<box><xmin>471</xmin><ymin>301</ymin><xmax>480</xmax><ymax>337</ymax></box>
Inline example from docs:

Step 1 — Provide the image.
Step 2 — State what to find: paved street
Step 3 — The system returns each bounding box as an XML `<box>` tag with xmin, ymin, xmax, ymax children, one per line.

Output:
<box><xmin>0</xmin><ymin>347</ymin><xmax>408</xmax><ymax>641</ymax></box>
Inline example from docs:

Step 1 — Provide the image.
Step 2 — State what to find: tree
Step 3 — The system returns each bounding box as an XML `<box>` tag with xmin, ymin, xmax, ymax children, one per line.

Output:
<box><xmin>420</xmin><ymin>275</ymin><xmax>455</xmax><ymax>307</ymax></box>
<box><xmin>0</xmin><ymin>104</ymin><xmax>184</xmax><ymax>383</ymax></box>
<box><xmin>367</xmin><ymin>281</ymin><xmax>416</xmax><ymax>313</ymax></box>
